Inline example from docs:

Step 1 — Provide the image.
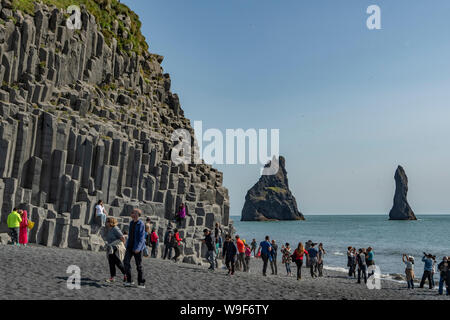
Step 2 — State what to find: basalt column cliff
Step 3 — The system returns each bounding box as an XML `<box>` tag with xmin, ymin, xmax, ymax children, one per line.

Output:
<box><xmin>0</xmin><ymin>0</ymin><xmax>231</xmax><ymax>263</ymax></box>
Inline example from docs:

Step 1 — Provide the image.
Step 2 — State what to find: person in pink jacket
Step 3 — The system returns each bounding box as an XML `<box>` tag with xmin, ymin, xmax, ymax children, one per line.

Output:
<box><xmin>175</xmin><ymin>203</ymin><xmax>186</xmax><ymax>223</ymax></box>
<box><xmin>19</xmin><ymin>210</ymin><xmax>28</xmax><ymax>246</ymax></box>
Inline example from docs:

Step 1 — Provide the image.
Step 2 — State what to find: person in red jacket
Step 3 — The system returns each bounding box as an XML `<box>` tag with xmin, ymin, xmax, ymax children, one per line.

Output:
<box><xmin>292</xmin><ymin>242</ymin><xmax>308</xmax><ymax>280</ymax></box>
<box><xmin>150</xmin><ymin>228</ymin><xmax>159</xmax><ymax>258</ymax></box>
<box><xmin>172</xmin><ymin>228</ymin><xmax>183</xmax><ymax>262</ymax></box>
<box><xmin>235</xmin><ymin>235</ymin><xmax>247</xmax><ymax>272</ymax></box>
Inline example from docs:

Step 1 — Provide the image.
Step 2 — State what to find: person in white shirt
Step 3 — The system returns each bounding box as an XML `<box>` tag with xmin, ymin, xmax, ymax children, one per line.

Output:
<box><xmin>95</xmin><ymin>200</ymin><xmax>108</xmax><ymax>226</ymax></box>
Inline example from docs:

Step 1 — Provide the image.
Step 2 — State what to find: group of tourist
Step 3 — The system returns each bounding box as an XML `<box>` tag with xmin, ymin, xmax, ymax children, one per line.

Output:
<box><xmin>6</xmin><ymin>208</ymin><xmax>30</xmax><ymax>246</ymax></box>
<box><xmin>401</xmin><ymin>252</ymin><xmax>450</xmax><ymax>295</ymax></box>
<box><xmin>347</xmin><ymin>246</ymin><xmax>375</xmax><ymax>284</ymax></box>
<box><xmin>6</xmin><ymin>202</ymin><xmax>450</xmax><ymax>297</ymax></box>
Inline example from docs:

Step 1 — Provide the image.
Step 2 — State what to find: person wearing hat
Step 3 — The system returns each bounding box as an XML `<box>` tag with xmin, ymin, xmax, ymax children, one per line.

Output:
<box><xmin>402</xmin><ymin>254</ymin><xmax>415</xmax><ymax>289</ymax></box>
<box><xmin>420</xmin><ymin>253</ymin><xmax>434</xmax><ymax>289</ymax></box>
<box><xmin>438</xmin><ymin>256</ymin><xmax>449</xmax><ymax>295</ymax></box>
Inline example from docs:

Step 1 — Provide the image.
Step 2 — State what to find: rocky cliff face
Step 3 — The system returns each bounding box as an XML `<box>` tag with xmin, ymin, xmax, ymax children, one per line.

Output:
<box><xmin>241</xmin><ymin>156</ymin><xmax>304</xmax><ymax>221</ymax></box>
<box><xmin>389</xmin><ymin>166</ymin><xmax>416</xmax><ymax>220</ymax></box>
<box><xmin>0</xmin><ymin>0</ymin><xmax>231</xmax><ymax>263</ymax></box>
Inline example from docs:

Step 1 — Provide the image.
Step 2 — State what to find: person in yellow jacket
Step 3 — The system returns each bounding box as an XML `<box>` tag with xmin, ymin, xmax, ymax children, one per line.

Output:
<box><xmin>7</xmin><ymin>208</ymin><xmax>22</xmax><ymax>245</ymax></box>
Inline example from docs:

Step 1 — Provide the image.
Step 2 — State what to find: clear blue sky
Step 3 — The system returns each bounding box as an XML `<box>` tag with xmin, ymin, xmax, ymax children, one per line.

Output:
<box><xmin>123</xmin><ymin>0</ymin><xmax>450</xmax><ymax>215</ymax></box>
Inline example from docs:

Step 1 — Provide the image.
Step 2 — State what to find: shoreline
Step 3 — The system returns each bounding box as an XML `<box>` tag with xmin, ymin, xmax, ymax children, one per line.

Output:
<box><xmin>1</xmin><ymin>243</ymin><xmax>446</xmax><ymax>300</ymax></box>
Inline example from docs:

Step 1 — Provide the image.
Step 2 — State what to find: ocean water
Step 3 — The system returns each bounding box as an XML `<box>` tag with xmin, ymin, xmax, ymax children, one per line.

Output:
<box><xmin>232</xmin><ymin>215</ymin><xmax>450</xmax><ymax>276</ymax></box>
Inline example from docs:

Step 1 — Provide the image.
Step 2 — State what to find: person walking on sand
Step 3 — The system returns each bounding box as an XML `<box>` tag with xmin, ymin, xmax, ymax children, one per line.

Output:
<box><xmin>317</xmin><ymin>243</ymin><xmax>326</xmax><ymax>277</ymax></box>
<box><xmin>292</xmin><ymin>242</ymin><xmax>308</xmax><ymax>280</ymax></box>
<box><xmin>163</xmin><ymin>226</ymin><xmax>174</xmax><ymax>260</ymax></box>
<box><xmin>214</xmin><ymin>222</ymin><xmax>223</xmax><ymax>249</ymax></box>
<box><xmin>270</xmin><ymin>240</ymin><xmax>278</xmax><ymax>275</ymax></box>
<box><xmin>172</xmin><ymin>228</ymin><xmax>183</xmax><ymax>262</ymax></box>
<box><xmin>438</xmin><ymin>256</ymin><xmax>449</xmax><ymax>295</ymax></box>
<box><xmin>95</xmin><ymin>200</ymin><xmax>108</xmax><ymax>227</ymax></box>
<box><xmin>366</xmin><ymin>247</ymin><xmax>375</xmax><ymax>277</ymax></box>
<box><xmin>150</xmin><ymin>228</ymin><xmax>159</xmax><ymax>258</ymax></box>
<box><xmin>235</xmin><ymin>235</ymin><xmax>247</xmax><ymax>272</ymax></box>
<box><xmin>7</xmin><ymin>208</ymin><xmax>22</xmax><ymax>245</ymax></box>
<box><xmin>347</xmin><ymin>246</ymin><xmax>356</xmax><ymax>278</ymax></box>
<box><xmin>431</xmin><ymin>255</ymin><xmax>437</xmax><ymax>287</ymax></box>
<box><xmin>123</xmin><ymin>208</ymin><xmax>146</xmax><ymax>288</ymax></box>
<box><xmin>105</xmin><ymin>218</ymin><xmax>126</xmax><ymax>283</ymax></box>
<box><xmin>258</xmin><ymin>236</ymin><xmax>273</xmax><ymax>276</ymax></box>
<box><xmin>202</xmin><ymin>229</ymin><xmax>216</xmax><ymax>271</ymax></box>
<box><xmin>244</xmin><ymin>241</ymin><xmax>251</xmax><ymax>272</ymax></box>
<box><xmin>420</xmin><ymin>253</ymin><xmax>434</xmax><ymax>289</ymax></box>
<box><xmin>222</xmin><ymin>234</ymin><xmax>238</xmax><ymax>276</ymax></box>
<box><xmin>446</xmin><ymin>261</ymin><xmax>450</xmax><ymax>296</ymax></box>
<box><xmin>402</xmin><ymin>254</ymin><xmax>415</xmax><ymax>289</ymax></box>
<box><xmin>19</xmin><ymin>210</ymin><xmax>29</xmax><ymax>246</ymax></box>
<box><xmin>357</xmin><ymin>248</ymin><xmax>368</xmax><ymax>284</ymax></box>
<box><xmin>308</xmin><ymin>243</ymin><xmax>319</xmax><ymax>278</ymax></box>
<box><xmin>305</xmin><ymin>240</ymin><xmax>312</xmax><ymax>268</ymax></box>
<box><xmin>251</xmin><ymin>239</ymin><xmax>257</xmax><ymax>257</ymax></box>
<box><xmin>281</xmin><ymin>243</ymin><xmax>292</xmax><ymax>277</ymax></box>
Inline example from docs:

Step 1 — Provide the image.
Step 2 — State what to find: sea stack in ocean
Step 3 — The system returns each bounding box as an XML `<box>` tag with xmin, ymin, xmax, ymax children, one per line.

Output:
<box><xmin>389</xmin><ymin>166</ymin><xmax>417</xmax><ymax>220</ymax></box>
<box><xmin>241</xmin><ymin>156</ymin><xmax>305</xmax><ymax>221</ymax></box>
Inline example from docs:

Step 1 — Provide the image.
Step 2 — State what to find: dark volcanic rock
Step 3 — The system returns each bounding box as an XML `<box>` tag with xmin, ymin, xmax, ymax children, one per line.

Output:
<box><xmin>0</xmin><ymin>3</ymin><xmax>233</xmax><ymax>260</ymax></box>
<box><xmin>241</xmin><ymin>156</ymin><xmax>305</xmax><ymax>221</ymax></box>
<box><xmin>389</xmin><ymin>166</ymin><xmax>417</xmax><ymax>220</ymax></box>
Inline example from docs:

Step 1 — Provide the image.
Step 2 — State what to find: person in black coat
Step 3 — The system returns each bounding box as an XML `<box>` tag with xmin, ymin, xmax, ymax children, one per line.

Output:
<box><xmin>222</xmin><ymin>234</ymin><xmax>238</xmax><ymax>276</ymax></box>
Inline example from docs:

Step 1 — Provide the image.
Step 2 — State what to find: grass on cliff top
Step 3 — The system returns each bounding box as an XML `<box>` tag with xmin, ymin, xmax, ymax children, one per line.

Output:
<box><xmin>12</xmin><ymin>0</ymin><xmax>149</xmax><ymax>57</ymax></box>
<box><xmin>265</xmin><ymin>187</ymin><xmax>286</xmax><ymax>193</ymax></box>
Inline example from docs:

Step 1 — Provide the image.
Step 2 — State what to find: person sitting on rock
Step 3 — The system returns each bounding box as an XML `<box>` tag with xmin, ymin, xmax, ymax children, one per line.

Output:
<box><xmin>95</xmin><ymin>200</ymin><xmax>108</xmax><ymax>227</ymax></box>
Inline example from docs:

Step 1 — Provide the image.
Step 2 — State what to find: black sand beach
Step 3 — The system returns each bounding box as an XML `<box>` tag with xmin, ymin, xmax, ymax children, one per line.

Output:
<box><xmin>0</xmin><ymin>244</ymin><xmax>446</xmax><ymax>300</ymax></box>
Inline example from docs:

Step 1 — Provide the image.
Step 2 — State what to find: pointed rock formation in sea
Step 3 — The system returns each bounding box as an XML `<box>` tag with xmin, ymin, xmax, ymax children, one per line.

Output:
<box><xmin>389</xmin><ymin>166</ymin><xmax>417</xmax><ymax>220</ymax></box>
<box><xmin>241</xmin><ymin>156</ymin><xmax>305</xmax><ymax>221</ymax></box>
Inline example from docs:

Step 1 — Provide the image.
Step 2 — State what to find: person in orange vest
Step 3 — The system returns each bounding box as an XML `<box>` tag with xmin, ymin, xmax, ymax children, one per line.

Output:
<box><xmin>235</xmin><ymin>235</ymin><xmax>247</xmax><ymax>272</ymax></box>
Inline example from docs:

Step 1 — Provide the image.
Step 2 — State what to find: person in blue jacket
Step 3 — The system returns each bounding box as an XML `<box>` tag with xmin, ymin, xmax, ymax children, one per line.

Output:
<box><xmin>123</xmin><ymin>208</ymin><xmax>146</xmax><ymax>288</ymax></box>
<box><xmin>420</xmin><ymin>253</ymin><xmax>435</xmax><ymax>289</ymax></box>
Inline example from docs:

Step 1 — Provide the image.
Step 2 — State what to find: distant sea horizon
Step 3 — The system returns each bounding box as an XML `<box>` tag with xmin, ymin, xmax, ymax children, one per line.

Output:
<box><xmin>231</xmin><ymin>213</ymin><xmax>450</xmax><ymax>217</ymax></box>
